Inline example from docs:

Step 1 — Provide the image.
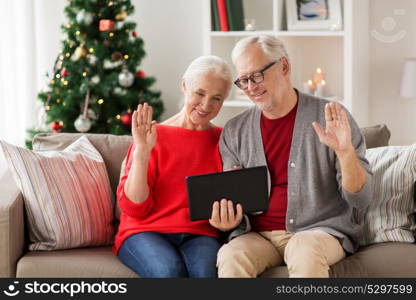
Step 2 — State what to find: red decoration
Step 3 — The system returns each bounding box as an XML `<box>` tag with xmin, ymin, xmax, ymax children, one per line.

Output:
<box><xmin>135</xmin><ymin>71</ymin><xmax>146</xmax><ymax>78</ymax></box>
<box><xmin>50</xmin><ymin>121</ymin><xmax>62</xmax><ymax>132</ymax></box>
<box><xmin>120</xmin><ymin>113</ymin><xmax>132</xmax><ymax>126</ymax></box>
<box><xmin>132</xmin><ymin>31</ymin><xmax>138</xmax><ymax>37</ymax></box>
<box><xmin>60</xmin><ymin>68</ymin><xmax>68</xmax><ymax>77</ymax></box>
<box><xmin>99</xmin><ymin>19</ymin><xmax>115</xmax><ymax>31</ymax></box>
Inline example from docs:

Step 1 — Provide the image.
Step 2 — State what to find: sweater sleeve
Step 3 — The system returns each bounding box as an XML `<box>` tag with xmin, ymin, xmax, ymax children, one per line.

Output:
<box><xmin>116</xmin><ymin>143</ymin><xmax>157</xmax><ymax>219</ymax></box>
<box><xmin>335</xmin><ymin>110</ymin><xmax>373</xmax><ymax>211</ymax></box>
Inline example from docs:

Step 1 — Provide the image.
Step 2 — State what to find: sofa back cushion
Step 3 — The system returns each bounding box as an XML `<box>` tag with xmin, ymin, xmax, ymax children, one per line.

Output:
<box><xmin>360</xmin><ymin>124</ymin><xmax>391</xmax><ymax>149</ymax></box>
<box><xmin>0</xmin><ymin>136</ymin><xmax>115</xmax><ymax>250</ymax></box>
<box><xmin>33</xmin><ymin>133</ymin><xmax>132</xmax><ymax>195</ymax></box>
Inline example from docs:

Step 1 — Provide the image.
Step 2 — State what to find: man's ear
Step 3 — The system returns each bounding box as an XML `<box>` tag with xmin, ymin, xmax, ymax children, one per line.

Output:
<box><xmin>281</xmin><ymin>57</ymin><xmax>290</xmax><ymax>75</ymax></box>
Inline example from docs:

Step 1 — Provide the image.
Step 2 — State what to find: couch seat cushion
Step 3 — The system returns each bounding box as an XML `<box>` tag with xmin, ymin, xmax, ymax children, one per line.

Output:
<box><xmin>260</xmin><ymin>243</ymin><xmax>416</xmax><ymax>277</ymax></box>
<box><xmin>16</xmin><ymin>247</ymin><xmax>137</xmax><ymax>278</ymax></box>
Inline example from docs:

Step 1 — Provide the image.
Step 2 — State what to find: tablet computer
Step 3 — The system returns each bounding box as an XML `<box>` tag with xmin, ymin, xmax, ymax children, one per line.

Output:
<box><xmin>186</xmin><ymin>166</ymin><xmax>269</xmax><ymax>221</ymax></box>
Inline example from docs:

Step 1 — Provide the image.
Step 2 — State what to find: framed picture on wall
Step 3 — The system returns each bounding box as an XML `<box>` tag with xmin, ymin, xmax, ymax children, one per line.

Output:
<box><xmin>286</xmin><ymin>0</ymin><xmax>343</xmax><ymax>31</ymax></box>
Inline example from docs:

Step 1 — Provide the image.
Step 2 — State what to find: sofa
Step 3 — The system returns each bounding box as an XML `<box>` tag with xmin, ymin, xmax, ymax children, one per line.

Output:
<box><xmin>1</xmin><ymin>124</ymin><xmax>415</xmax><ymax>278</ymax></box>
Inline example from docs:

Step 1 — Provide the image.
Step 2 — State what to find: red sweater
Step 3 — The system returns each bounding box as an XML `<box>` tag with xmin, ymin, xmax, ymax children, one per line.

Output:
<box><xmin>113</xmin><ymin>124</ymin><xmax>222</xmax><ymax>254</ymax></box>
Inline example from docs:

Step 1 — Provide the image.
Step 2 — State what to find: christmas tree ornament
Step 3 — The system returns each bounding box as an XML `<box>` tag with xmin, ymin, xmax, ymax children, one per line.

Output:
<box><xmin>99</xmin><ymin>19</ymin><xmax>115</xmax><ymax>31</ymax></box>
<box><xmin>118</xmin><ymin>67</ymin><xmax>134</xmax><ymax>87</ymax></box>
<box><xmin>88</xmin><ymin>54</ymin><xmax>98</xmax><ymax>65</ymax></box>
<box><xmin>71</xmin><ymin>45</ymin><xmax>87</xmax><ymax>61</ymax></box>
<box><xmin>74</xmin><ymin>115</ymin><xmax>92</xmax><ymax>132</ymax></box>
<box><xmin>103</xmin><ymin>59</ymin><xmax>123</xmax><ymax>69</ymax></box>
<box><xmin>60</xmin><ymin>68</ymin><xmax>68</xmax><ymax>77</ymax></box>
<box><xmin>115</xmin><ymin>11</ymin><xmax>127</xmax><ymax>21</ymax></box>
<box><xmin>76</xmin><ymin>10</ymin><xmax>94</xmax><ymax>25</ymax></box>
<box><xmin>87</xmin><ymin>108</ymin><xmax>98</xmax><ymax>120</ymax></box>
<box><xmin>50</xmin><ymin>121</ymin><xmax>62</xmax><ymax>132</ymax></box>
<box><xmin>111</xmin><ymin>51</ymin><xmax>123</xmax><ymax>61</ymax></box>
<box><xmin>120</xmin><ymin>112</ymin><xmax>132</xmax><ymax>126</ymax></box>
<box><xmin>114</xmin><ymin>87</ymin><xmax>126</xmax><ymax>96</ymax></box>
<box><xmin>135</xmin><ymin>70</ymin><xmax>146</xmax><ymax>78</ymax></box>
<box><xmin>74</xmin><ymin>90</ymin><xmax>92</xmax><ymax>132</ymax></box>
<box><xmin>91</xmin><ymin>75</ymin><xmax>100</xmax><ymax>84</ymax></box>
<box><xmin>132</xmin><ymin>31</ymin><xmax>138</xmax><ymax>37</ymax></box>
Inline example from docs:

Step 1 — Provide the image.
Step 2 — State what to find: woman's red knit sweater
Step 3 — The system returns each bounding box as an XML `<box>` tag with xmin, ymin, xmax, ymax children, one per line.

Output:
<box><xmin>113</xmin><ymin>124</ymin><xmax>222</xmax><ymax>254</ymax></box>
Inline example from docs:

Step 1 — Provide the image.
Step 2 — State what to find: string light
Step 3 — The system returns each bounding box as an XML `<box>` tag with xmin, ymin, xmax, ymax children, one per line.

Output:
<box><xmin>59</xmin><ymin>121</ymin><xmax>64</xmax><ymax>126</ymax></box>
<box><xmin>109</xmin><ymin>32</ymin><xmax>114</xmax><ymax>37</ymax></box>
<box><xmin>108</xmin><ymin>1</ymin><xmax>113</xmax><ymax>6</ymax></box>
<box><xmin>59</xmin><ymin>55</ymin><xmax>64</xmax><ymax>60</ymax></box>
<box><xmin>56</xmin><ymin>74</ymin><xmax>61</xmax><ymax>79</ymax></box>
<box><xmin>116</xmin><ymin>114</ymin><xmax>121</xmax><ymax>119</ymax></box>
<box><xmin>89</xmin><ymin>48</ymin><xmax>94</xmax><ymax>53</ymax></box>
<box><xmin>124</xmin><ymin>55</ymin><xmax>129</xmax><ymax>59</ymax></box>
<box><xmin>76</xmin><ymin>30</ymin><xmax>81</xmax><ymax>35</ymax></box>
<box><xmin>45</xmin><ymin>106</ymin><xmax>50</xmax><ymax>111</ymax></box>
<box><xmin>65</xmin><ymin>53</ymin><xmax>70</xmax><ymax>57</ymax></box>
<box><xmin>98</xmin><ymin>99</ymin><xmax>104</xmax><ymax>104</ymax></box>
<box><xmin>63</xmin><ymin>81</ymin><xmax>69</xmax><ymax>86</ymax></box>
<box><xmin>63</xmin><ymin>102</ymin><xmax>67</xmax><ymax>106</ymax></box>
<box><xmin>66</xmin><ymin>24</ymin><xmax>72</xmax><ymax>29</ymax></box>
<box><xmin>82</xmin><ymin>72</ymin><xmax>88</xmax><ymax>77</ymax></box>
<box><xmin>56</xmin><ymin>98</ymin><xmax>61</xmax><ymax>103</ymax></box>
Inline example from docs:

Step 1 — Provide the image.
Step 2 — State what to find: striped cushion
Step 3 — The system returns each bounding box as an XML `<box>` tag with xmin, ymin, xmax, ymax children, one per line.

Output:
<box><xmin>360</xmin><ymin>145</ymin><xmax>416</xmax><ymax>245</ymax></box>
<box><xmin>0</xmin><ymin>136</ymin><xmax>114</xmax><ymax>251</ymax></box>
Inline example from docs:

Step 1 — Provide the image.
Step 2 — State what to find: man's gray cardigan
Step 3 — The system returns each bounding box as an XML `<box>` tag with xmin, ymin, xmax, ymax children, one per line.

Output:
<box><xmin>219</xmin><ymin>92</ymin><xmax>373</xmax><ymax>254</ymax></box>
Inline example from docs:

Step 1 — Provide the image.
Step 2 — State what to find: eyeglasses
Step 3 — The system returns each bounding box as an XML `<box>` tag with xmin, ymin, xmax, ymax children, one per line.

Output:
<box><xmin>234</xmin><ymin>61</ymin><xmax>278</xmax><ymax>90</ymax></box>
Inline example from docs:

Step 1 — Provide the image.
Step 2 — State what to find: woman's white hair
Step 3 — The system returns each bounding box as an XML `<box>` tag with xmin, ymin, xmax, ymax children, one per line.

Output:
<box><xmin>182</xmin><ymin>55</ymin><xmax>232</xmax><ymax>97</ymax></box>
<box><xmin>231</xmin><ymin>35</ymin><xmax>289</xmax><ymax>65</ymax></box>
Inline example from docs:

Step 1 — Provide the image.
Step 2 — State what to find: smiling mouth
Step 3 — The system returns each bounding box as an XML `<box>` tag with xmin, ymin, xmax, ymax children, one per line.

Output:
<box><xmin>251</xmin><ymin>90</ymin><xmax>266</xmax><ymax>99</ymax></box>
<box><xmin>195</xmin><ymin>109</ymin><xmax>210</xmax><ymax>117</ymax></box>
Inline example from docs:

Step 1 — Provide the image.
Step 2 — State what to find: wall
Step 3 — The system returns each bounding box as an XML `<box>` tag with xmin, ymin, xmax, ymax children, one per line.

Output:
<box><xmin>369</xmin><ymin>0</ymin><xmax>416</xmax><ymax>145</ymax></box>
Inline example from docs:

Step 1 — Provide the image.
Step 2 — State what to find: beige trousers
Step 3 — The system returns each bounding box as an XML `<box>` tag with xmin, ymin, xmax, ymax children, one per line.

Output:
<box><xmin>217</xmin><ymin>230</ymin><xmax>346</xmax><ymax>278</ymax></box>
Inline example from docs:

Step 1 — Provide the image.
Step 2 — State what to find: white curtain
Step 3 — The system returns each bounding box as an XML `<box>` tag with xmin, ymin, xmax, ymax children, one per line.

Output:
<box><xmin>0</xmin><ymin>0</ymin><xmax>38</xmax><ymax>146</ymax></box>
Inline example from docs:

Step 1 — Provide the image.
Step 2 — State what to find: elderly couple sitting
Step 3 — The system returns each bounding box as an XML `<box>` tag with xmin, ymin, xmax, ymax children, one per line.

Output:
<box><xmin>113</xmin><ymin>35</ymin><xmax>372</xmax><ymax>278</ymax></box>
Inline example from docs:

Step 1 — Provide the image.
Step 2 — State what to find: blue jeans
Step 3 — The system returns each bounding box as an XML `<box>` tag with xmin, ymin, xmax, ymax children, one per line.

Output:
<box><xmin>118</xmin><ymin>232</ymin><xmax>221</xmax><ymax>278</ymax></box>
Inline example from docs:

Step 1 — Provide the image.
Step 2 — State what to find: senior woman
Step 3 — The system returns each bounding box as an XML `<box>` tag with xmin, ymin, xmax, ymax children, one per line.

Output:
<box><xmin>113</xmin><ymin>56</ymin><xmax>234</xmax><ymax>278</ymax></box>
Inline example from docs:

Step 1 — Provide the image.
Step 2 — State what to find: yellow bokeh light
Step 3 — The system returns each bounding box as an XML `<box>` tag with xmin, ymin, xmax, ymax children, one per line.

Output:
<box><xmin>116</xmin><ymin>114</ymin><xmax>121</xmax><ymax>120</ymax></box>
<box><xmin>124</xmin><ymin>55</ymin><xmax>129</xmax><ymax>59</ymax></box>
<box><xmin>82</xmin><ymin>72</ymin><xmax>87</xmax><ymax>77</ymax></box>
<box><xmin>76</xmin><ymin>31</ymin><xmax>80</xmax><ymax>35</ymax></box>
<box><xmin>56</xmin><ymin>98</ymin><xmax>61</xmax><ymax>103</ymax></box>
<box><xmin>65</xmin><ymin>53</ymin><xmax>70</xmax><ymax>57</ymax></box>
<box><xmin>98</xmin><ymin>99</ymin><xmax>104</xmax><ymax>104</ymax></box>
<box><xmin>89</xmin><ymin>48</ymin><xmax>94</xmax><ymax>53</ymax></box>
<box><xmin>108</xmin><ymin>1</ymin><xmax>113</xmax><ymax>6</ymax></box>
<box><xmin>59</xmin><ymin>121</ymin><xmax>64</xmax><ymax>126</ymax></box>
<box><xmin>109</xmin><ymin>32</ymin><xmax>114</xmax><ymax>37</ymax></box>
<box><xmin>56</xmin><ymin>74</ymin><xmax>61</xmax><ymax>79</ymax></box>
<box><xmin>45</xmin><ymin>106</ymin><xmax>50</xmax><ymax>111</ymax></box>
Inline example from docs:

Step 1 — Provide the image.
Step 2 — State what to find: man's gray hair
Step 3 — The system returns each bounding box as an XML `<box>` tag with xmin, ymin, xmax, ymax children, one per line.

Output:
<box><xmin>183</xmin><ymin>55</ymin><xmax>232</xmax><ymax>96</ymax></box>
<box><xmin>231</xmin><ymin>35</ymin><xmax>289</xmax><ymax>65</ymax></box>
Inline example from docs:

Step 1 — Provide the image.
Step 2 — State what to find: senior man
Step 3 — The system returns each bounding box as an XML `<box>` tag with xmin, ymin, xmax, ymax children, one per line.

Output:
<box><xmin>209</xmin><ymin>35</ymin><xmax>372</xmax><ymax>278</ymax></box>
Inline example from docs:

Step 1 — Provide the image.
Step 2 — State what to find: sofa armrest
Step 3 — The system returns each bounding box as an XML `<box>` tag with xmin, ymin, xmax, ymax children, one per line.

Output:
<box><xmin>0</xmin><ymin>171</ymin><xmax>25</xmax><ymax>277</ymax></box>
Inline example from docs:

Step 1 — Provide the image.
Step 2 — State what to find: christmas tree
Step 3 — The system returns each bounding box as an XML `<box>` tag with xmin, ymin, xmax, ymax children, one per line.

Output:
<box><xmin>28</xmin><ymin>0</ymin><xmax>164</xmax><ymax>148</ymax></box>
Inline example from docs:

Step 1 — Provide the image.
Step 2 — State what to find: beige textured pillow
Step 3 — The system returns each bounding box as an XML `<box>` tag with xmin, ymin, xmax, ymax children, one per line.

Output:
<box><xmin>0</xmin><ymin>136</ymin><xmax>114</xmax><ymax>251</ymax></box>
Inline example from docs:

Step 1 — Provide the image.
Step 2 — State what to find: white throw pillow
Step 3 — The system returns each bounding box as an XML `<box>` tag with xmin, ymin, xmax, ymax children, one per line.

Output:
<box><xmin>0</xmin><ymin>136</ymin><xmax>114</xmax><ymax>250</ymax></box>
<box><xmin>361</xmin><ymin>145</ymin><xmax>416</xmax><ymax>245</ymax></box>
